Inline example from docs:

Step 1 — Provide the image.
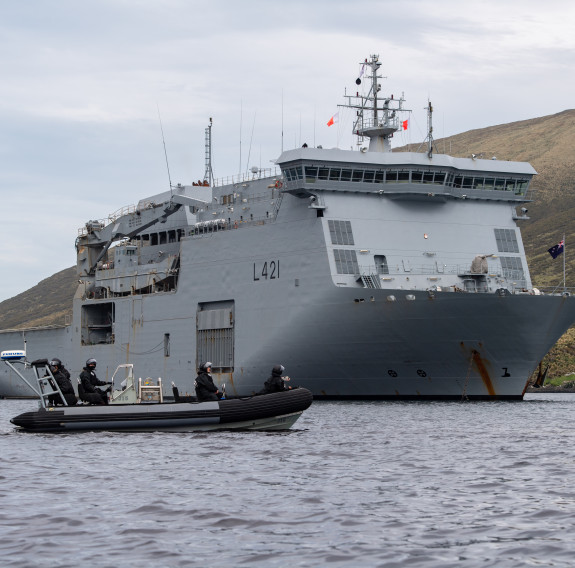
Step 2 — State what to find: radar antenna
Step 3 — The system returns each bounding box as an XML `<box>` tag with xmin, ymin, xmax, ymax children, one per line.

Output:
<box><xmin>341</xmin><ymin>54</ymin><xmax>411</xmax><ymax>153</ymax></box>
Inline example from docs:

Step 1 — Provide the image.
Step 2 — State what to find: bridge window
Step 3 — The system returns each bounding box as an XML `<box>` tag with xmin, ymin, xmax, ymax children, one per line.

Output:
<box><xmin>305</xmin><ymin>166</ymin><xmax>318</xmax><ymax>182</ymax></box>
<box><xmin>515</xmin><ymin>180</ymin><xmax>529</xmax><ymax>195</ymax></box>
<box><xmin>318</xmin><ymin>167</ymin><xmax>329</xmax><ymax>180</ymax></box>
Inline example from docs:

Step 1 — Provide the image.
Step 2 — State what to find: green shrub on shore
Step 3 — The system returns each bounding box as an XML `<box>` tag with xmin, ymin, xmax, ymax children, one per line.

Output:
<box><xmin>536</xmin><ymin>327</ymin><xmax>575</xmax><ymax>384</ymax></box>
<box><xmin>544</xmin><ymin>376</ymin><xmax>575</xmax><ymax>388</ymax></box>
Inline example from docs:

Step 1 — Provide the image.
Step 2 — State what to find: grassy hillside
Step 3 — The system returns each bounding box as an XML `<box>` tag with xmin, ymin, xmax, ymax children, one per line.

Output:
<box><xmin>2</xmin><ymin>110</ymin><xmax>575</xmax><ymax>381</ymax></box>
<box><xmin>0</xmin><ymin>267</ymin><xmax>76</xmax><ymax>330</ymax></box>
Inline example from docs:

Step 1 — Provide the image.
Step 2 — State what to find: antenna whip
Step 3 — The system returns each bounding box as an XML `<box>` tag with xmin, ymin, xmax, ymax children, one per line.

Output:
<box><xmin>157</xmin><ymin>103</ymin><xmax>173</xmax><ymax>193</ymax></box>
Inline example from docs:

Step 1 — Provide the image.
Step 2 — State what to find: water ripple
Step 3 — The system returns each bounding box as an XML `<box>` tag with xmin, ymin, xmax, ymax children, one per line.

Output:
<box><xmin>2</xmin><ymin>394</ymin><xmax>575</xmax><ymax>566</ymax></box>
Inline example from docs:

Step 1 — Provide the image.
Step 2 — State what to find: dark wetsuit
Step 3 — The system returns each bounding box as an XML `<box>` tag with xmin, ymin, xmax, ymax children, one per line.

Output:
<box><xmin>79</xmin><ymin>367</ymin><xmax>109</xmax><ymax>405</ymax></box>
<box><xmin>260</xmin><ymin>369</ymin><xmax>289</xmax><ymax>394</ymax></box>
<box><xmin>195</xmin><ymin>371</ymin><xmax>219</xmax><ymax>401</ymax></box>
<box><xmin>48</xmin><ymin>370</ymin><xmax>78</xmax><ymax>406</ymax></box>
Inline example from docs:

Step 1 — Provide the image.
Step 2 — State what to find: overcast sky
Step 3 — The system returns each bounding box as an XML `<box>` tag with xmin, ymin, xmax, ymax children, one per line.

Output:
<box><xmin>1</xmin><ymin>0</ymin><xmax>574</xmax><ymax>303</ymax></box>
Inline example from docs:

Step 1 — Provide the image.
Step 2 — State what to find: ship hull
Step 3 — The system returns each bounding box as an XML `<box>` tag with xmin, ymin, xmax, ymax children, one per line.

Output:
<box><xmin>2</xmin><ymin>288</ymin><xmax>574</xmax><ymax>400</ymax></box>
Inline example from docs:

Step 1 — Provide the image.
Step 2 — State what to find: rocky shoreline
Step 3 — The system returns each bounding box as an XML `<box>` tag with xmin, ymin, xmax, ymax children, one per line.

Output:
<box><xmin>527</xmin><ymin>384</ymin><xmax>575</xmax><ymax>393</ymax></box>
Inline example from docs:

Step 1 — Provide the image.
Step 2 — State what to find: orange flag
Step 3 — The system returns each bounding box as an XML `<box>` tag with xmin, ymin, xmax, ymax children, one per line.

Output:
<box><xmin>327</xmin><ymin>112</ymin><xmax>339</xmax><ymax>127</ymax></box>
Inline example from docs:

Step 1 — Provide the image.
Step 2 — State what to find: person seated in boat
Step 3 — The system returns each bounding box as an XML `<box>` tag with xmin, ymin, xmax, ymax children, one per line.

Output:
<box><xmin>194</xmin><ymin>362</ymin><xmax>222</xmax><ymax>402</ymax></box>
<box><xmin>259</xmin><ymin>365</ymin><xmax>292</xmax><ymax>394</ymax></box>
<box><xmin>79</xmin><ymin>358</ymin><xmax>112</xmax><ymax>405</ymax></box>
<box><xmin>47</xmin><ymin>358</ymin><xmax>78</xmax><ymax>406</ymax></box>
<box><xmin>51</xmin><ymin>357</ymin><xmax>72</xmax><ymax>382</ymax></box>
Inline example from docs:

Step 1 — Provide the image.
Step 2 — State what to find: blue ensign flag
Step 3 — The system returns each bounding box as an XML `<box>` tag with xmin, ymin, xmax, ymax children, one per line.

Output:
<box><xmin>548</xmin><ymin>239</ymin><xmax>565</xmax><ymax>259</ymax></box>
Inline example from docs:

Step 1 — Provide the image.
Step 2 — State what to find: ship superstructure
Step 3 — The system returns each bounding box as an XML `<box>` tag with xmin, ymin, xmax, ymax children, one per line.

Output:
<box><xmin>2</xmin><ymin>54</ymin><xmax>575</xmax><ymax>400</ymax></box>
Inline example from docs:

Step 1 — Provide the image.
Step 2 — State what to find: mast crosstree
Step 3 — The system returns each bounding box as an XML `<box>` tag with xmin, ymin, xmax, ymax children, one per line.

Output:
<box><xmin>341</xmin><ymin>54</ymin><xmax>410</xmax><ymax>153</ymax></box>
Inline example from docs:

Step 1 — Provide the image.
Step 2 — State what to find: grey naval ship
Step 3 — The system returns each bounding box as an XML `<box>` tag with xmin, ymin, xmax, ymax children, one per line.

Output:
<box><xmin>2</xmin><ymin>54</ymin><xmax>575</xmax><ymax>400</ymax></box>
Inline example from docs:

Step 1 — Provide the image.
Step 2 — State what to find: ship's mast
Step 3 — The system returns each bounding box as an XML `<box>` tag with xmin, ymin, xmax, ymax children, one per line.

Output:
<box><xmin>341</xmin><ymin>54</ymin><xmax>410</xmax><ymax>153</ymax></box>
<box><xmin>203</xmin><ymin>118</ymin><xmax>213</xmax><ymax>186</ymax></box>
<box><xmin>426</xmin><ymin>101</ymin><xmax>434</xmax><ymax>159</ymax></box>
<box><xmin>416</xmin><ymin>101</ymin><xmax>436</xmax><ymax>158</ymax></box>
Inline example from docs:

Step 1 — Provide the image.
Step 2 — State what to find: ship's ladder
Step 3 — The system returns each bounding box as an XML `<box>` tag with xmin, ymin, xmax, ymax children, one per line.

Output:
<box><xmin>0</xmin><ymin>355</ymin><xmax>68</xmax><ymax>408</ymax></box>
<box><xmin>359</xmin><ymin>274</ymin><xmax>381</xmax><ymax>289</ymax></box>
<box><xmin>271</xmin><ymin>190</ymin><xmax>284</xmax><ymax>220</ymax></box>
<box><xmin>32</xmin><ymin>360</ymin><xmax>69</xmax><ymax>408</ymax></box>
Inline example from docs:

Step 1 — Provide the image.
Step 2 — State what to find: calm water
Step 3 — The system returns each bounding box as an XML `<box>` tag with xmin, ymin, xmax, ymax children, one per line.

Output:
<box><xmin>1</xmin><ymin>394</ymin><xmax>575</xmax><ymax>567</ymax></box>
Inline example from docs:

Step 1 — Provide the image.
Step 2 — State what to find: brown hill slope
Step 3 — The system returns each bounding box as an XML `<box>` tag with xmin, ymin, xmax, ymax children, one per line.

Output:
<box><xmin>0</xmin><ymin>267</ymin><xmax>76</xmax><ymax>330</ymax></box>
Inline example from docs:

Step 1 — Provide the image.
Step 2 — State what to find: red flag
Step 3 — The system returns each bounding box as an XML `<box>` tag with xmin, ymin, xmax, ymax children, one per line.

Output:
<box><xmin>327</xmin><ymin>112</ymin><xmax>339</xmax><ymax>127</ymax></box>
<box><xmin>402</xmin><ymin>119</ymin><xmax>408</xmax><ymax>130</ymax></box>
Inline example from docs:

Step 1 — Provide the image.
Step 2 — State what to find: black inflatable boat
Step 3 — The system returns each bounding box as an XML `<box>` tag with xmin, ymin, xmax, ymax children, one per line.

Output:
<box><xmin>10</xmin><ymin>388</ymin><xmax>313</xmax><ymax>432</ymax></box>
<box><xmin>3</xmin><ymin>353</ymin><xmax>313</xmax><ymax>432</ymax></box>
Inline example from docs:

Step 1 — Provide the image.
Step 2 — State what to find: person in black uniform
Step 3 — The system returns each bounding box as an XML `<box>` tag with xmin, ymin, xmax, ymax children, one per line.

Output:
<box><xmin>50</xmin><ymin>357</ymin><xmax>71</xmax><ymax>382</ymax></box>
<box><xmin>79</xmin><ymin>358</ymin><xmax>112</xmax><ymax>405</ymax></box>
<box><xmin>48</xmin><ymin>358</ymin><xmax>78</xmax><ymax>406</ymax></box>
<box><xmin>260</xmin><ymin>365</ymin><xmax>292</xmax><ymax>394</ymax></box>
<box><xmin>194</xmin><ymin>362</ymin><xmax>221</xmax><ymax>401</ymax></box>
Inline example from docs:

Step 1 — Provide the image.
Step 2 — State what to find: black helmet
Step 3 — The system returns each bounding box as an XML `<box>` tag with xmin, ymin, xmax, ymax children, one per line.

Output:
<box><xmin>201</xmin><ymin>361</ymin><xmax>213</xmax><ymax>371</ymax></box>
<box><xmin>49</xmin><ymin>358</ymin><xmax>62</xmax><ymax>368</ymax></box>
<box><xmin>272</xmin><ymin>364</ymin><xmax>285</xmax><ymax>375</ymax></box>
<box><xmin>86</xmin><ymin>358</ymin><xmax>97</xmax><ymax>368</ymax></box>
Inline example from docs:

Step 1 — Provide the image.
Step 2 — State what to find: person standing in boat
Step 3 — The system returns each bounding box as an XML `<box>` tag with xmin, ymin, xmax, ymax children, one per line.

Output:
<box><xmin>194</xmin><ymin>362</ymin><xmax>221</xmax><ymax>401</ymax></box>
<box><xmin>79</xmin><ymin>358</ymin><xmax>112</xmax><ymax>405</ymax></box>
<box><xmin>48</xmin><ymin>358</ymin><xmax>78</xmax><ymax>406</ymax></box>
<box><xmin>260</xmin><ymin>365</ymin><xmax>292</xmax><ymax>394</ymax></box>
